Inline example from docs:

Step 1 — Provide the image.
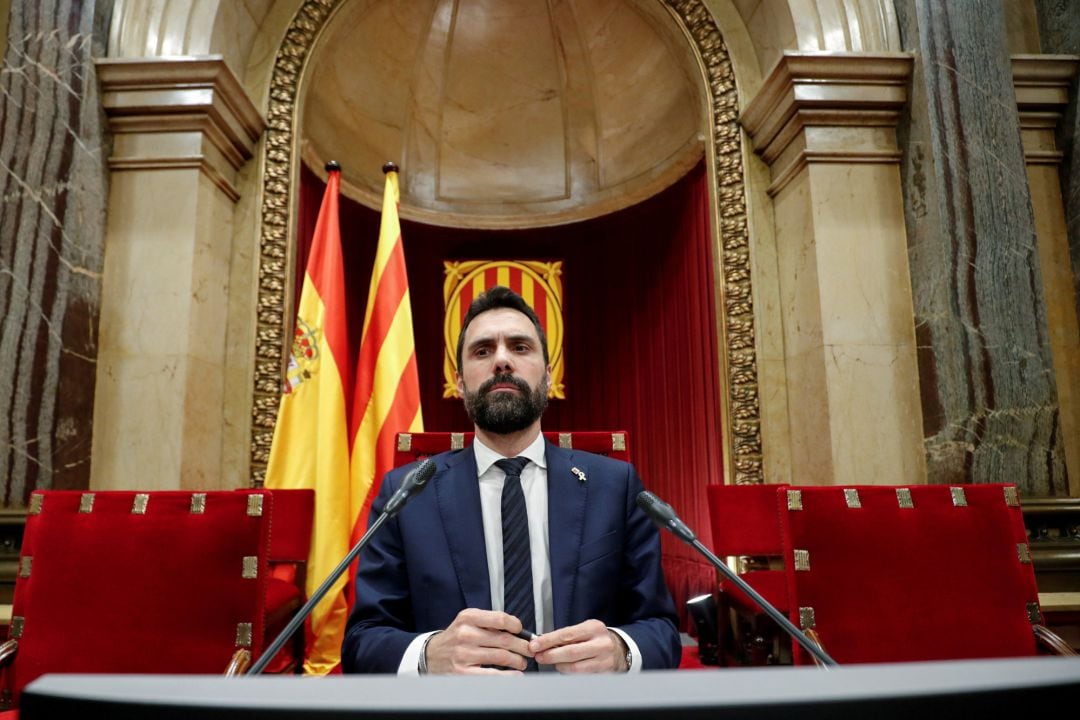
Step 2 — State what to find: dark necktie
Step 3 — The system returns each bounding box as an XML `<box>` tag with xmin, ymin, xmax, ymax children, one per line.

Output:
<box><xmin>496</xmin><ymin>456</ymin><xmax>536</xmax><ymax>670</ymax></box>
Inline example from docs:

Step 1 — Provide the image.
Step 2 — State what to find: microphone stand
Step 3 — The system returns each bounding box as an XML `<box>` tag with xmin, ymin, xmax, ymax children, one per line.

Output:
<box><xmin>637</xmin><ymin>492</ymin><xmax>837</xmax><ymax>668</ymax></box>
<box><xmin>247</xmin><ymin>460</ymin><xmax>435</xmax><ymax>675</ymax></box>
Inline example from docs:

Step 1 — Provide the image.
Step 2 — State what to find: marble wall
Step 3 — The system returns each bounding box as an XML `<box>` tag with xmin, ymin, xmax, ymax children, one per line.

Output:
<box><xmin>0</xmin><ymin>0</ymin><xmax>111</xmax><ymax>506</ymax></box>
<box><xmin>896</xmin><ymin>0</ymin><xmax>1068</xmax><ymax>495</ymax></box>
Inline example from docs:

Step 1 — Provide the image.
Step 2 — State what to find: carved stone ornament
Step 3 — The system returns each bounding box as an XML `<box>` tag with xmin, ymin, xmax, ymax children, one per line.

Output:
<box><xmin>250</xmin><ymin>0</ymin><xmax>763</xmax><ymax>484</ymax></box>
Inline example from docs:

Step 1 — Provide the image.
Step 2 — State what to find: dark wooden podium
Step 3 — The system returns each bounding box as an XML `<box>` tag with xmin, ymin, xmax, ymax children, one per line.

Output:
<box><xmin>20</xmin><ymin>657</ymin><xmax>1080</xmax><ymax>719</ymax></box>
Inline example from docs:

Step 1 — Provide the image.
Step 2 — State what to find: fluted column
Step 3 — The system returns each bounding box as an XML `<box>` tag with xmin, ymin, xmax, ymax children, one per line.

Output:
<box><xmin>742</xmin><ymin>52</ymin><xmax>927</xmax><ymax>487</ymax></box>
<box><xmin>1013</xmin><ymin>55</ymin><xmax>1080</xmax><ymax>494</ymax></box>
<box><xmin>91</xmin><ymin>57</ymin><xmax>265</xmax><ymax>490</ymax></box>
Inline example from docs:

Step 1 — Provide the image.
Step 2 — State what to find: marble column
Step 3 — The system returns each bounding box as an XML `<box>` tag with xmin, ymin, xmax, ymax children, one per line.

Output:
<box><xmin>0</xmin><ymin>0</ymin><xmax>111</xmax><ymax>506</ymax></box>
<box><xmin>895</xmin><ymin>0</ymin><xmax>1068</xmax><ymax>495</ymax></box>
<box><xmin>91</xmin><ymin>58</ymin><xmax>264</xmax><ymax>491</ymax></box>
<box><xmin>742</xmin><ymin>53</ymin><xmax>928</xmax><ymax>487</ymax></box>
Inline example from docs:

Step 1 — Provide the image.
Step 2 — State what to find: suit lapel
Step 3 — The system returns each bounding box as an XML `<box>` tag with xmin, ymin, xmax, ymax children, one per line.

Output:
<box><xmin>546</xmin><ymin>441</ymin><xmax>587</xmax><ymax>630</ymax></box>
<box><xmin>434</xmin><ymin>446</ymin><xmax>492</xmax><ymax>611</ymax></box>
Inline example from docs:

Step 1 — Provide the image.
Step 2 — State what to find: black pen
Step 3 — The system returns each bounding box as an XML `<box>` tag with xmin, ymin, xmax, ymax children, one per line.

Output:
<box><xmin>512</xmin><ymin>629</ymin><xmax>537</xmax><ymax>641</ymax></box>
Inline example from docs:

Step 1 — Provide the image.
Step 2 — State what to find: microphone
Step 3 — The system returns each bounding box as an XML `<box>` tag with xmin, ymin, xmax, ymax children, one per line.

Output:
<box><xmin>247</xmin><ymin>458</ymin><xmax>437</xmax><ymax>675</ymax></box>
<box><xmin>636</xmin><ymin>490</ymin><xmax>837</xmax><ymax>668</ymax></box>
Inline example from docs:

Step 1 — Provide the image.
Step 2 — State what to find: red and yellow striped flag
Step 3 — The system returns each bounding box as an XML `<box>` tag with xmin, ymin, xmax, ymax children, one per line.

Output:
<box><xmin>350</xmin><ymin>167</ymin><xmax>424</xmax><ymax>551</ymax></box>
<box><xmin>264</xmin><ymin>166</ymin><xmax>352</xmax><ymax>675</ymax></box>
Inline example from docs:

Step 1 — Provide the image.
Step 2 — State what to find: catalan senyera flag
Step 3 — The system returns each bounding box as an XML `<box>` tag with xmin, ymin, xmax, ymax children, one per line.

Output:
<box><xmin>349</xmin><ymin>167</ymin><xmax>424</xmax><ymax>555</ymax></box>
<box><xmin>264</xmin><ymin>166</ymin><xmax>351</xmax><ymax>675</ymax></box>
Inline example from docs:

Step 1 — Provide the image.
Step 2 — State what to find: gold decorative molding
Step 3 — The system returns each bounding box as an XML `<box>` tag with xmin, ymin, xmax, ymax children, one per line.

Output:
<box><xmin>741</xmin><ymin>52</ymin><xmax>913</xmax><ymax>196</ymax></box>
<box><xmin>97</xmin><ymin>57</ymin><xmax>266</xmax><ymax>202</ymax></box>
<box><xmin>250</xmin><ymin>0</ymin><xmax>762</xmax><ymax>484</ymax></box>
<box><xmin>665</xmin><ymin>0</ymin><xmax>762</xmax><ymax>483</ymax></box>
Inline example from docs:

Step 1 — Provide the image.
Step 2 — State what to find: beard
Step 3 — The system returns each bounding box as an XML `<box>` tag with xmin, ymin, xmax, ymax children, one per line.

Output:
<box><xmin>463</xmin><ymin>373</ymin><xmax>550</xmax><ymax>435</ymax></box>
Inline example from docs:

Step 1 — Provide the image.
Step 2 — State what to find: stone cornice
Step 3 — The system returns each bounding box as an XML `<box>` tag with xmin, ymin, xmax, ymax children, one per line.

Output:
<box><xmin>1011</xmin><ymin>54</ymin><xmax>1080</xmax><ymax>111</ymax></box>
<box><xmin>741</xmin><ymin>52</ymin><xmax>913</xmax><ymax>189</ymax></box>
<box><xmin>97</xmin><ymin>57</ymin><xmax>266</xmax><ymax>199</ymax></box>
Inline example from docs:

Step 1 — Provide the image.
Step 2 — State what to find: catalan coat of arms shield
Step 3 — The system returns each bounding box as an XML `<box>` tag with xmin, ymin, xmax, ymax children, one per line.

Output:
<box><xmin>443</xmin><ymin>260</ymin><xmax>565</xmax><ymax>399</ymax></box>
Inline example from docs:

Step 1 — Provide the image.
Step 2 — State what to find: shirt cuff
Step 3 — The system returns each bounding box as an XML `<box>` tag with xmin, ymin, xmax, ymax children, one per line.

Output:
<box><xmin>608</xmin><ymin>627</ymin><xmax>642</xmax><ymax>674</ymax></box>
<box><xmin>397</xmin><ymin>631</ymin><xmax>437</xmax><ymax>676</ymax></box>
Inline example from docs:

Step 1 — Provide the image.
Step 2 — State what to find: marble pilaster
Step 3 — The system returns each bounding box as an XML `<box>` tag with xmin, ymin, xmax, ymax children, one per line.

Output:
<box><xmin>896</xmin><ymin>0</ymin><xmax>1068</xmax><ymax>496</ymax></box>
<box><xmin>742</xmin><ymin>53</ymin><xmax>927</xmax><ymax>487</ymax></box>
<box><xmin>0</xmin><ymin>0</ymin><xmax>111</xmax><ymax>506</ymax></box>
<box><xmin>91</xmin><ymin>57</ymin><xmax>264</xmax><ymax>491</ymax></box>
<box><xmin>1013</xmin><ymin>55</ymin><xmax>1080</xmax><ymax>495</ymax></box>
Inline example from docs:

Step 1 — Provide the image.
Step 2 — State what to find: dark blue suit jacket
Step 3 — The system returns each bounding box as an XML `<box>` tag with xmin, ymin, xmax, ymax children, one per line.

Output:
<box><xmin>341</xmin><ymin>440</ymin><xmax>681</xmax><ymax>673</ymax></box>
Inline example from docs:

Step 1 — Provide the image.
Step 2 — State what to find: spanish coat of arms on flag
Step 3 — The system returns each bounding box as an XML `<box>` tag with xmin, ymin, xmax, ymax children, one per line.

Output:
<box><xmin>443</xmin><ymin>260</ymin><xmax>565</xmax><ymax>399</ymax></box>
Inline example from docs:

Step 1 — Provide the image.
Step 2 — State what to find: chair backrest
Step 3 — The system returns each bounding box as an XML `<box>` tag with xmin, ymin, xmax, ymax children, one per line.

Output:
<box><xmin>6</xmin><ymin>490</ymin><xmax>276</xmax><ymax>702</ymax></box>
<box><xmin>706</xmin><ymin>484</ymin><xmax>790</xmax><ymax>613</ymax></box>
<box><xmin>394</xmin><ymin>431</ymin><xmax>631</xmax><ymax>467</ymax></box>
<box><xmin>779</xmin><ymin>484</ymin><xmax>1041</xmax><ymax>664</ymax></box>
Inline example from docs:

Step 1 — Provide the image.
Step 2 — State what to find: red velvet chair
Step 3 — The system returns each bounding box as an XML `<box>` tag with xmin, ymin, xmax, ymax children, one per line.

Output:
<box><xmin>708</xmin><ymin>483</ymin><xmax>1076</xmax><ymax>666</ymax></box>
<box><xmin>394</xmin><ymin>430</ymin><xmax>630</xmax><ymax>466</ymax></box>
<box><xmin>0</xmin><ymin>489</ymin><xmax>311</xmax><ymax>710</ymax></box>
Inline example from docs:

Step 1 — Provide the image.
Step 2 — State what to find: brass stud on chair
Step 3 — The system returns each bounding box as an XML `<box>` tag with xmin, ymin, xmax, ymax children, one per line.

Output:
<box><xmin>950</xmin><ymin>487</ymin><xmax>968</xmax><ymax>507</ymax></box>
<box><xmin>397</xmin><ymin>433</ymin><xmax>413</xmax><ymax>452</ymax></box>
<box><xmin>190</xmin><ymin>493</ymin><xmax>207</xmax><ymax>514</ymax></box>
<box><xmin>787</xmin><ymin>490</ymin><xmax>803</xmax><ymax>511</ymax></box>
<box><xmin>236</xmin><ymin>622</ymin><xmax>253</xmax><ymax>648</ymax></box>
<box><xmin>1026</xmin><ymin>602</ymin><xmax>1041</xmax><ymax>624</ymax></box>
<box><xmin>10</xmin><ymin>617</ymin><xmax>24</xmax><ymax>639</ymax></box>
<box><xmin>612</xmin><ymin>433</ymin><xmax>626</xmax><ymax>452</ymax></box>
<box><xmin>247</xmin><ymin>495</ymin><xmax>264</xmax><ymax>517</ymax></box>
<box><xmin>242</xmin><ymin>556</ymin><xmax>258</xmax><ymax>579</ymax></box>
<box><xmin>843</xmin><ymin>489</ymin><xmax>861</xmax><ymax>508</ymax></box>
<box><xmin>18</xmin><ymin>557</ymin><xmax>32</xmax><ymax>579</ymax></box>
<box><xmin>132</xmin><ymin>493</ymin><xmax>150</xmax><ymax>514</ymax></box>
<box><xmin>450</xmin><ymin>432</ymin><xmax>465</xmax><ymax>450</ymax></box>
<box><xmin>1004</xmin><ymin>487</ymin><xmax>1020</xmax><ymax>508</ymax></box>
<box><xmin>1017</xmin><ymin>544</ymin><xmax>1032</xmax><ymax>564</ymax></box>
<box><xmin>79</xmin><ymin>493</ymin><xmax>95</xmax><ymax>513</ymax></box>
<box><xmin>559</xmin><ymin>433</ymin><xmax>572</xmax><ymax>449</ymax></box>
<box><xmin>28</xmin><ymin>494</ymin><xmax>43</xmax><ymax>515</ymax></box>
<box><xmin>896</xmin><ymin>488</ymin><xmax>914</xmax><ymax>509</ymax></box>
<box><xmin>799</xmin><ymin>607</ymin><xmax>817</xmax><ymax>630</ymax></box>
<box><xmin>793</xmin><ymin>549</ymin><xmax>811</xmax><ymax>571</ymax></box>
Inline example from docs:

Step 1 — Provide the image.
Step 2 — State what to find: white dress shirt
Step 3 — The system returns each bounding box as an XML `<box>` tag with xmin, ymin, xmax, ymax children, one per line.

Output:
<box><xmin>397</xmin><ymin>433</ymin><xmax>641</xmax><ymax>674</ymax></box>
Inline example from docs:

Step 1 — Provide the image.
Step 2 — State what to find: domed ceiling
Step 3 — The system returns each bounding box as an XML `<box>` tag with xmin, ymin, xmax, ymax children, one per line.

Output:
<box><xmin>300</xmin><ymin>0</ymin><xmax>706</xmax><ymax>228</ymax></box>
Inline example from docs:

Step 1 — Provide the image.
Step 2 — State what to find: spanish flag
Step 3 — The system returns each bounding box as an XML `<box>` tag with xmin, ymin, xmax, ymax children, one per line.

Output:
<box><xmin>350</xmin><ymin>165</ymin><xmax>424</xmax><ymax>552</ymax></box>
<box><xmin>264</xmin><ymin>164</ymin><xmax>351</xmax><ymax>675</ymax></box>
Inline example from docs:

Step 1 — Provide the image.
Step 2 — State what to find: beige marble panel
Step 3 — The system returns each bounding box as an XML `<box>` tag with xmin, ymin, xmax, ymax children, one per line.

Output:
<box><xmin>1028</xmin><ymin>163</ymin><xmax>1080</xmax><ymax>496</ymax></box>
<box><xmin>91</xmin><ymin>352</ymin><xmax>185</xmax><ymax>491</ymax></box>
<box><xmin>1004</xmin><ymin>0</ymin><xmax>1041</xmax><ymax>54</ymax></box>
<box><xmin>438</xmin><ymin>0</ymin><xmax>566</xmax><ymax>201</ymax></box>
<box><xmin>823</xmin><ymin>343</ymin><xmax>926</xmax><ymax>485</ymax></box>
<box><xmin>783</xmin><ymin>343</ymin><xmax>834</xmax><ymax>484</ymax></box>
<box><xmin>809</xmin><ymin>162</ymin><xmax>917</xmax><ymax>348</ymax></box>
<box><xmin>772</xmin><ymin>171</ymin><xmax>824</xmax><ymax>360</ymax></box>
<box><xmin>574</xmin><ymin>0</ymin><xmax>700</xmax><ymax>188</ymax></box>
<box><xmin>747</xmin><ymin>0</ymin><xmax>797</xmax><ymax>75</ymax></box>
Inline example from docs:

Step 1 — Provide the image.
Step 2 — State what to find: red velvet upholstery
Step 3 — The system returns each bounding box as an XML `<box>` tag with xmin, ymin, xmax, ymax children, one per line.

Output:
<box><xmin>781</xmin><ymin>484</ymin><xmax>1041</xmax><ymax>665</ymax></box>
<box><xmin>1</xmin><ymin>490</ymin><xmax>292</xmax><ymax>708</ymax></box>
<box><xmin>707</xmin><ymin>483</ymin><xmax>1049</xmax><ymax>666</ymax></box>
<box><xmin>394</xmin><ymin>431</ymin><xmax>631</xmax><ymax>468</ymax></box>
<box><xmin>259</xmin><ymin>489</ymin><xmax>315</xmax><ymax>674</ymax></box>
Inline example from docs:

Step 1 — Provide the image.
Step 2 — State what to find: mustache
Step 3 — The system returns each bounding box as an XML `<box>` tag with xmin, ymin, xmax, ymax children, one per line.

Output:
<box><xmin>479</xmin><ymin>373</ymin><xmax>531</xmax><ymax>395</ymax></box>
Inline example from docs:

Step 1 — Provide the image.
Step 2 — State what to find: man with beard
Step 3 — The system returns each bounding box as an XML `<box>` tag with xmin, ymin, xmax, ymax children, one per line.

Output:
<box><xmin>342</xmin><ymin>286</ymin><xmax>680</xmax><ymax>674</ymax></box>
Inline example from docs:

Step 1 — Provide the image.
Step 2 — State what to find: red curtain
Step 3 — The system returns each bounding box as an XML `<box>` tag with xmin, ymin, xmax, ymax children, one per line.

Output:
<box><xmin>297</xmin><ymin>161</ymin><xmax>723</xmax><ymax>627</ymax></box>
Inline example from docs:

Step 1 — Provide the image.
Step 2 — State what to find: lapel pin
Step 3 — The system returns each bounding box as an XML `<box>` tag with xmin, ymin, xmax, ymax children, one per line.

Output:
<box><xmin>571</xmin><ymin>467</ymin><xmax>586</xmax><ymax>483</ymax></box>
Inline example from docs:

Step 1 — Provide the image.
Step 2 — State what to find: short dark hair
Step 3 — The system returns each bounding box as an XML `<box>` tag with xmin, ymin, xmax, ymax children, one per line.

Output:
<box><xmin>456</xmin><ymin>285</ymin><xmax>549</xmax><ymax>370</ymax></box>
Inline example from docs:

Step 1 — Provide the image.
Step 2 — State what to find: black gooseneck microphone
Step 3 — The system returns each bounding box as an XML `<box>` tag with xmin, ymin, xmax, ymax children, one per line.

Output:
<box><xmin>636</xmin><ymin>490</ymin><xmax>837</xmax><ymax>668</ymax></box>
<box><xmin>247</xmin><ymin>458</ymin><xmax>437</xmax><ymax>675</ymax></box>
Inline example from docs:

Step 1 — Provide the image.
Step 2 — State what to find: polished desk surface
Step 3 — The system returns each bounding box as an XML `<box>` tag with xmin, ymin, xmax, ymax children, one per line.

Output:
<box><xmin>20</xmin><ymin>657</ymin><xmax>1080</xmax><ymax>719</ymax></box>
